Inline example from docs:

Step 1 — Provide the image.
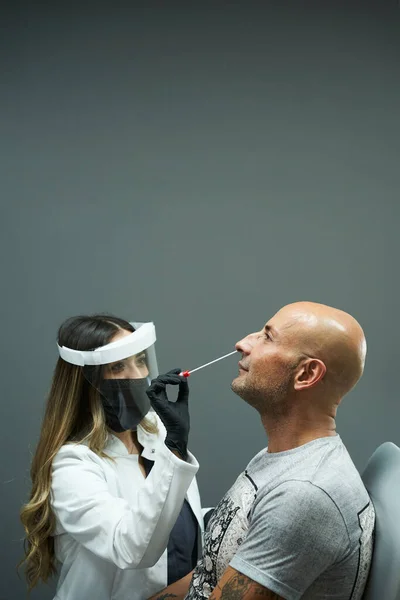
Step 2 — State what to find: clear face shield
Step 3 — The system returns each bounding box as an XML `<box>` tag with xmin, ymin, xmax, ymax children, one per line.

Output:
<box><xmin>58</xmin><ymin>322</ymin><xmax>159</xmax><ymax>432</ymax></box>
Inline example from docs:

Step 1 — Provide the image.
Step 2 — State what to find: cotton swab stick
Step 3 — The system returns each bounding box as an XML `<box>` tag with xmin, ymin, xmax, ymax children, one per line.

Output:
<box><xmin>180</xmin><ymin>350</ymin><xmax>237</xmax><ymax>377</ymax></box>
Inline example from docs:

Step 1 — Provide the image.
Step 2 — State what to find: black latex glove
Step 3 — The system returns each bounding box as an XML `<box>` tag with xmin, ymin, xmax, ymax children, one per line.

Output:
<box><xmin>146</xmin><ymin>368</ymin><xmax>190</xmax><ymax>460</ymax></box>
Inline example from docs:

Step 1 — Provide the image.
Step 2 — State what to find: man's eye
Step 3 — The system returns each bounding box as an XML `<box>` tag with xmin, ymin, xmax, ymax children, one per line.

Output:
<box><xmin>264</xmin><ymin>332</ymin><xmax>271</xmax><ymax>340</ymax></box>
<box><xmin>110</xmin><ymin>362</ymin><xmax>125</xmax><ymax>373</ymax></box>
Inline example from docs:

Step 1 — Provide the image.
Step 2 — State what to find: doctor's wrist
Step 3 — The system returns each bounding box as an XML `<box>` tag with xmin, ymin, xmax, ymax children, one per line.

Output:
<box><xmin>164</xmin><ymin>439</ymin><xmax>188</xmax><ymax>461</ymax></box>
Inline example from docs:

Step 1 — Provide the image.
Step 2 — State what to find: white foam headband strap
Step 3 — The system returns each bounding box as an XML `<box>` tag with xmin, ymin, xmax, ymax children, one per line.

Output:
<box><xmin>57</xmin><ymin>322</ymin><xmax>156</xmax><ymax>366</ymax></box>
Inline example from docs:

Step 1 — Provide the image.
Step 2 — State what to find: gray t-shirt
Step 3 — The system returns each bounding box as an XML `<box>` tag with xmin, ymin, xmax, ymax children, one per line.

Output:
<box><xmin>186</xmin><ymin>435</ymin><xmax>375</xmax><ymax>600</ymax></box>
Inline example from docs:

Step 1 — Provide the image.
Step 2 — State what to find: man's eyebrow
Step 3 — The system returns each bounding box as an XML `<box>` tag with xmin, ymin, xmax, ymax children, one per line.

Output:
<box><xmin>264</xmin><ymin>324</ymin><xmax>278</xmax><ymax>336</ymax></box>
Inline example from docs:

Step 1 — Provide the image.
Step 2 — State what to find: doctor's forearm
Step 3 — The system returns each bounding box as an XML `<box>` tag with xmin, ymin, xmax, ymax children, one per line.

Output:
<box><xmin>148</xmin><ymin>570</ymin><xmax>193</xmax><ymax>600</ymax></box>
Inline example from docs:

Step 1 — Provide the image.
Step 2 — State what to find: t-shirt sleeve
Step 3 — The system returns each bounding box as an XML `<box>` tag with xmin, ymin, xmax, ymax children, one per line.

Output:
<box><xmin>230</xmin><ymin>480</ymin><xmax>350</xmax><ymax>600</ymax></box>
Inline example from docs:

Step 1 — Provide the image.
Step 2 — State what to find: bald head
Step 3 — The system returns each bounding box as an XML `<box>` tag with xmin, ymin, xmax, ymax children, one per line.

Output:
<box><xmin>273</xmin><ymin>301</ymin><xmax>366</xmax><ymax>398</ymax></box>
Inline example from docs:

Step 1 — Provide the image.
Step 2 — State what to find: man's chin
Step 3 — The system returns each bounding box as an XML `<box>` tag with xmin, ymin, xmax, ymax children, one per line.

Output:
<box><xmin>231</xmin><ymin>376</ymin><xmax>246</xmax><ymax>397</ymax></box>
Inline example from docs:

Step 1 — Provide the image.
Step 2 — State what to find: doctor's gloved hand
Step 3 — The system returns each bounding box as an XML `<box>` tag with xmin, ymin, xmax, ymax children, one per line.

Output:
<box><xmin>146</xmin><ymin>369</ymin><xmax>190</xmax><ymax>460</ymax></box>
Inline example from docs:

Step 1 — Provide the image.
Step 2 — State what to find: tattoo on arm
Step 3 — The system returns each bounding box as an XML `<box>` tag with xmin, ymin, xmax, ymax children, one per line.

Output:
<box><xmin>215</xmin><ymin>570</ymin><xmax>283</xmax><ymax>599</ymax></box>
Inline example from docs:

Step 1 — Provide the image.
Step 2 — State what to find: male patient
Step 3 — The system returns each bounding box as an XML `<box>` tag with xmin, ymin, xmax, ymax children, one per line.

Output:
<box><xmin>151</xmin><ymin>302</ymin><xmax>375</xmax><ymax>600</ymax></box>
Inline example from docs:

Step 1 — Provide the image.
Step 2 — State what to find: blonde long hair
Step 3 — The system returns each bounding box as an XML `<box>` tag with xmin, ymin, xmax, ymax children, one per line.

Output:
<box><xmin>19</xmin><ymin>315</ymin><xmax>157</xmax><ymax>590</ymax></box>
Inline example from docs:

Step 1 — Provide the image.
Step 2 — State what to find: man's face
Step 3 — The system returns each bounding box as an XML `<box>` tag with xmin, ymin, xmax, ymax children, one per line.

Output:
<box><xmin>232</xmin><ymin>307</ymin><xmax>302</xmax><ymax>414</ymax></box>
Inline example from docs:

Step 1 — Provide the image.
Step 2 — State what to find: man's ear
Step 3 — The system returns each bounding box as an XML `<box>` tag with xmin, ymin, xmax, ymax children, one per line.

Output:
<box><xmin>294</xmin><ymin>358</ymin><xmax>326</xmax><ymax>390</ymax></box>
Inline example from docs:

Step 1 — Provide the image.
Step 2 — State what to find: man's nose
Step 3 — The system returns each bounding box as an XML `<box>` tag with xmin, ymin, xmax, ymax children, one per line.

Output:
<box><xmin>235</xmin><ymin>332</ymin><xmax>258</xmax><ymax>354</ymax></box>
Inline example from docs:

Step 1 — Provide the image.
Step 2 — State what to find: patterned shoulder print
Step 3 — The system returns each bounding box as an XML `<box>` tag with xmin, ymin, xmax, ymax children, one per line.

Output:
<box><xmin>186</xmin><ymin>471</ymin><xmax>257</xmax><ymax>599</ymax></box>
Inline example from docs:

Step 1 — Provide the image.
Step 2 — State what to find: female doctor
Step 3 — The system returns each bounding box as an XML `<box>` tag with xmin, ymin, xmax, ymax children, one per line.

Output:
<box><xmin>20</xmin><ymin>314</ymin><xmax>205</xmax><ymax>600</ymax></box>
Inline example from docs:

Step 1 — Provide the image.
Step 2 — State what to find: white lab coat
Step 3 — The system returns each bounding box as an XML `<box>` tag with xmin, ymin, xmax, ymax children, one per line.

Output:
<box><xmin>50</xmin><ymin>412</ymin><xmax>204</xmax><ymax>600</ymax></box>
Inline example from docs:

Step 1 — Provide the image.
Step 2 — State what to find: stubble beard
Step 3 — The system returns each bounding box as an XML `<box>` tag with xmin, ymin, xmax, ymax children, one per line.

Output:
<box><xmin>231</xmin><ymin>371</ymin><xmax>293</xmax><ymax>417</ymax></box>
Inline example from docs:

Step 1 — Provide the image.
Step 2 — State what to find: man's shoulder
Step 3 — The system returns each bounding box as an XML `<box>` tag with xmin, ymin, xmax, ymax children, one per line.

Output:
<box><xmin>247</xmin><ymin>436</ymin><xmax>343</xmax><ymax>490</ymax></box>
<box><xmin>307</xmin><ymin>437</ymin><xmax>371</xmax><ymax>513</ymax></box>
<box><xmin>250</xmin><ymin>437</ymin><xmax>373</xmax><ymax>548</ymax></box>
<box><xmin>248</xmin><ymin>436</ymin><xmax>371</xmax><ymax>516</ymax></box>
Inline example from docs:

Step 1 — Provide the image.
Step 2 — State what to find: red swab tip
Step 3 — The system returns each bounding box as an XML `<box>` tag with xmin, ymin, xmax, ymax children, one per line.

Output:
<box><xmin>182</xmin><ymin>370</ymin><xmax>190</xmax><ymax>378</ymax></box>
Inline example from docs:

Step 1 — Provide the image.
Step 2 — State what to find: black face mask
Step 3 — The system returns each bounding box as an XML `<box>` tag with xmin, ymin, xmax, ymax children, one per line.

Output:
<box><xmin>98</xmin><ymin>378</ymin><xmax>151</xmax><ymax>432</ymax></box>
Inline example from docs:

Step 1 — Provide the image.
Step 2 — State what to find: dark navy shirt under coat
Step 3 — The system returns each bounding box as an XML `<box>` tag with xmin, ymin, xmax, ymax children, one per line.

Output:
<box><xmin>142</xmin><ymin>456</ymin><xmax>198</xmax><ymax>584</ymax></box>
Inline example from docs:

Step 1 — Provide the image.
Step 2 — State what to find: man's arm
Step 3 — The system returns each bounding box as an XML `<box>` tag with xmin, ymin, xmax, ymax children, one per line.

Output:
<box><xmin>148</xmin><ymin>570</ymin><xmax>193</xmax><ymax>600</ymax></box>
<box><xmin>209</xmin><ymin>566</ymin><xmax>284</xmax><ymax>600</ymax></box>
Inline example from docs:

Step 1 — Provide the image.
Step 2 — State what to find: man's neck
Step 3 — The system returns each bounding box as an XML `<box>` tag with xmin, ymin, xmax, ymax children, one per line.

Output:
<box><xmin>260</xmin><ymin>412</ymin><xmax>337</xmax><ymax>453</ymax></box>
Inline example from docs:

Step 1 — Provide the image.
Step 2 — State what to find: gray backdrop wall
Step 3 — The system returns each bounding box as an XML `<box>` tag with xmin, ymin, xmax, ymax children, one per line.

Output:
<box><xmin>1</xmin><ymin>2</ymin><xmax>399</xmax><ymax>598</ymax></box>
